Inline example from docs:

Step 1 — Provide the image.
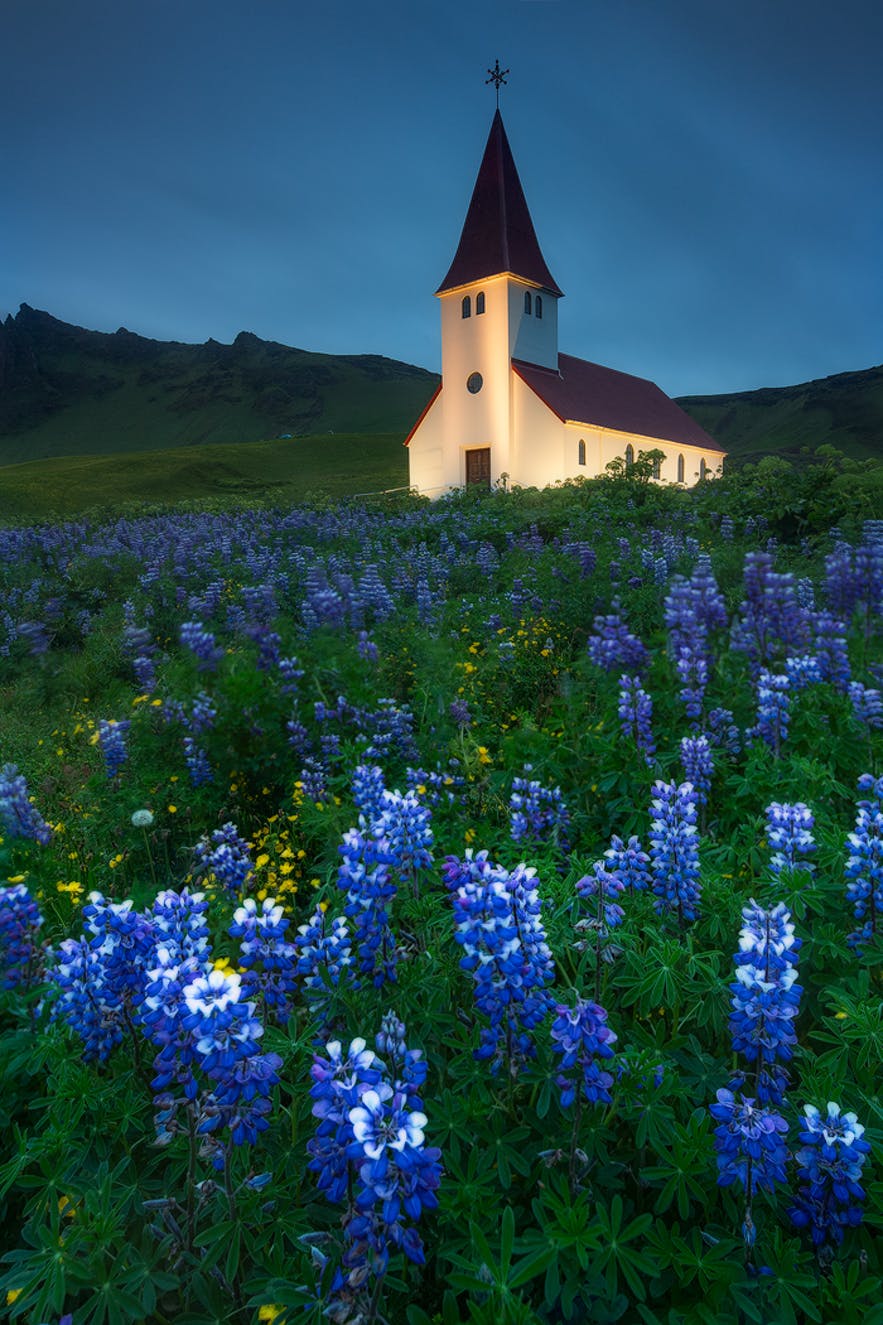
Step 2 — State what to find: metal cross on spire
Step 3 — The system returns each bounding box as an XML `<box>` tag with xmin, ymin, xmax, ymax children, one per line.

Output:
<box><xmin>486</xmin><ymin>58</ymin><xmax>509</xmax><ymax>109</ymax></box>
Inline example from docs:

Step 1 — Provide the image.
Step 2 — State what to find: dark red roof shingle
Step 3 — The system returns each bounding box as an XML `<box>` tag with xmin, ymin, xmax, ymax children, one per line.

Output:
<box><xmin>437</xmin><ymin>110</ymin><xmax>563</xmax><ymax>297</ymax></box>
<box><xmin>513</xmin><ymin>354</ymin><xmax>724</xmax><ymax>452</ymax></box>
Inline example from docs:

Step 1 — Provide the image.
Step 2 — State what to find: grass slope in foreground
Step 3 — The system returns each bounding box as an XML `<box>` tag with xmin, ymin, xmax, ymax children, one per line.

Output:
<box><xmin>0</xmin><ymin>432</ymin><xmax>409</xmax><ymax>521</ymax></box>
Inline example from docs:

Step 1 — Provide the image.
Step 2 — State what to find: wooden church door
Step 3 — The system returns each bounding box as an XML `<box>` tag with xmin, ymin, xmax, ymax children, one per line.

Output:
<box><xmin>465</xmin><ymin>447</ymin><xmax>491</xmax><ymax>488</ymax></box>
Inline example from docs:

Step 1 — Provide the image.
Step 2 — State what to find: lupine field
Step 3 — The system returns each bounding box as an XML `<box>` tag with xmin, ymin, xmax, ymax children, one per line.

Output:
<box><xmin>1</xmin><ymin>456</ymin><xmax>882</xmax><ymax>1325</ymax></box>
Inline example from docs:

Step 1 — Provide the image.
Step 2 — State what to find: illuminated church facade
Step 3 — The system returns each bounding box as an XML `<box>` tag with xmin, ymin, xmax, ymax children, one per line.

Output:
<box><xmin>406</xmin><ymin>109</ymin><xmax>724</xmax><ymax>495</ymax></box>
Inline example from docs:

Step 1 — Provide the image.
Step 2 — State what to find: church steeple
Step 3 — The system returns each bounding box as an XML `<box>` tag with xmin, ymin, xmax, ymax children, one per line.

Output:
<box><xmin>436</xmin><ymin>110</ymin><xmax>563</xmax><ymax>297</ymax></box>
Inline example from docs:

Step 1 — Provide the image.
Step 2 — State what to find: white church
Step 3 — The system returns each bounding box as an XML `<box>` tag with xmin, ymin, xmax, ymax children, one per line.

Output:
<box><xmin>406</xmin><ymin>108</ymin><xmax>724</xmax><ymax>495</ymax></box>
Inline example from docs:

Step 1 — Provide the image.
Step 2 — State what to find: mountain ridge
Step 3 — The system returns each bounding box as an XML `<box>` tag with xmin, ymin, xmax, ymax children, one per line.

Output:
<box><xmin>1</xmin><ymin>304</ymin><xmax>881</xmax><ymax>468</ymax></box>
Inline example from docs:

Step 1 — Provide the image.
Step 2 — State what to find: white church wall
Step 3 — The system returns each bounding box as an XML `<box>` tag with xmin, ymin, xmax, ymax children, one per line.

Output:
<box><xmin>438</xmin><ymin>277</ymin><xmax>514</xmax><ymax>486</ymax></box>
<box><xmin>406</xmin><ymin>393</ymin><xmax>449</xmax><ymax>496</ymax></box>
<box><xmin>508</xmin><ymin>281</ymin><xmax>558</xmax><ymax>371</ymax></box>
<box><xmin>511</xmin><ymin>374</ymin><xmax>565</xmax><ymax>488</ymax></box>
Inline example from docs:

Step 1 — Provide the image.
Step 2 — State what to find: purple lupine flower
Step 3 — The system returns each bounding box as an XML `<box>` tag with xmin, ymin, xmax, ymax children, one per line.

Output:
<box><xmin>0</xmin><ymin>764</ymin><xmax>53</xmax><ymax>844</ymax></box>
<box><xmin>230</xmin><ymin>897</ymin><xmax>298</xmax><ymax>1024</ymax></box>
<box><xmin>618</xmin><ymin>675</ymin><xmax>655</xmax><ymax>764</ymax></box>
<box><xmin>509</xmin><ymin>767</ymin><xmax>571</xmax><ymax>850</ymax></box>
<box><xmin>550</xmin><ymin>998</ymin><xmax>617</xmax><ymax>1109</ymax></box>
<box><xmin>648</xmin><ymin>781</ymin><xmax>701</xmax><ymax>926</ymax></box>
<box><xmin>97</xmin><ymin>719</ymin><xmax>131</xmax><ymax>779</ymax></box>
<box><xmin>192</xmin><ymin>822</ymin><xmax>254</xmax><ymax>895</ymax></box>
<box><xmin>766</xmin><ymin>803</ymin><xmax>816</xmax><ymax>875</ymax></box>
<box><xmin>576</xmin><ymin>862</ymin><xmax>625</xmax><ymax>930</ymax></box>
<box><xmin>752</xmin><ymin>671</ymin><xmax>790</xmax><ymax>754</ymax></box>
<box><xmin>450</xmin><ymin>852</ymin><xmax>555</xmax><ymax>1071</ymax></box>
<box><xmin>731</xmin><ymin>551</ymin><xmax>810</xmax><ymax>673</ymax></box>
<box><xmin>710</xmin><ymin>1088</ymin><xmax>789</xmax><ymax>1197</ymax></box>
<box><xmin>848</xmin><ymin>682</ymin><xmax>883</xmax><ymax>729</ymax></box>
<box><xmin>357</xmin><ymin>630</ymin><xmax>379</xmax><ymax>663</ymax></box>
<box><xmin>338</xmin><ymin>824</ymin><xmax>398</xmax><ymax>987</ymax></box>
<box><xmin>789</xmin><ymin>1103</ymin><xmax>872</xmax><ymax>1248</ymax></box>
<box><xmin>449</xmin><ymin>697</ymin><xmax>472</xmax><ymax>728</ymax></box>
<box><xmin>0</xmin><ymin>884</ymin><xmax>43</xmax><ymax>990</ymax></box>
<box><xmin>680</xmin><ymin>735</ymin><xmax>713</xmax><ymax>806</ymax></box>
<box><xmin>278</xmin><ymin>655</ymin><xmax>304</xmax><ymax>696</ymax></box>
<box><xmin>140</xmin><ymin>947</ymin><xmax>210</xmax><ymax>1131</ymax></box>
<box><xmin>180</xmin><ymin>620</ymin><xmax>224</xmax><ymax>671</ymax></box>
<box><xmin>811</xmin><ymin>610</ymin><xmax>851</xmax><ymax>690</ymax></box>
<box><xmin>845</xmin><ymin>773</ymin><xmax>883</xmax><ymax>949</ymax></box>
<box><xmin>183</xmin><ymin>736</ymin><xmax>213</xmax><ymax>786</ymax></box>
<box><xmin>604</xmin><ymin>835</ymin><xmax>651</xmax><ymax>891</ymax></box>
<box><xmin>299</xmin><ymin>757</ymin><xmax>329</xmax><ymax>805</ymax></box>
<box><xmin>674</xmin><ymin>646</ymin><xmax>708</xmax><ymax>725</ymax></box>
<box><xmin>707</xmin><ymin>707</ymin><xmax>741</xmax><ymax>756</ymax></box>
<box><xmin>587</xmin><ymin>606</ymin><xmax>648</xmax><ymax>674</ymax></box>
<box><xmin>728</xmin><ymin>900</ymin><xmax>802</xmax><ymax>1106</ymax></box>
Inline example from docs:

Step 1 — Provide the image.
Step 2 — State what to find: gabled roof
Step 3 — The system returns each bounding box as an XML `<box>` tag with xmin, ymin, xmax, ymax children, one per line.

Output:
<box><xmin>437</xmin><ymin>110</ymin><xmax>563</xmax><ymax>298</ymax></box>
<box><xmin>513</xmin><ymin>354</ymin><xmax>725</xmax><ymax>453</ymax></box>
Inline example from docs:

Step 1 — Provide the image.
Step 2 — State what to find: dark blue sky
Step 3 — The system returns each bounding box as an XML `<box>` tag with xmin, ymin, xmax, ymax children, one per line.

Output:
<box><xmin>2</xmin><ymin>0</ymin><xmax>881</xmax><ymax>396</ymax></box>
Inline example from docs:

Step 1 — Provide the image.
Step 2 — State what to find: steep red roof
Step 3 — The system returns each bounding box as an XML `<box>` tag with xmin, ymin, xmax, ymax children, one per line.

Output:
<box><xmin>437</xmin><ymin>110</ymin><xmax>563</xmax><ymax>298</ymax></box>
<box><xmin>513</xmin><ymin>355</ymin><xmax>725</xmax><ymax>453</ymax></box>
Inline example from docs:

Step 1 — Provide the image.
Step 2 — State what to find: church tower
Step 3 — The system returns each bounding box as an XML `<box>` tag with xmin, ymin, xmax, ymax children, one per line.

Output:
<box><xmin>409</xmin><ymin>109</ymin><xmax>563</xmax><ymax>492</ymax></box>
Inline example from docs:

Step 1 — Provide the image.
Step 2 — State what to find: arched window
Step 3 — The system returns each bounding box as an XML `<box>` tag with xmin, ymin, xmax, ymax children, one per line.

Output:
<box><xmin>524</xmin><ymin>292</ymin><xmax>532</xmax><ymax>315</ymax></box>
<box><xmin>677</xmin><ymin>454</ymin><xmax>685</xmax><ymax>484</ymax></box>
<box><xmin>625</xmin><ymin>444</ymin><xmax>634</xmax><ymax>468</ymax></box>
<box><xmin>476</xmin><ymin>291</ymin><xmax>485</xmax><ymax>315</ymax></box>
<box><xmin>535</xmin><ymin>295</ymin><xmax>543</xmax><ymax>319</ymax></box>
<box><xmin>578</xmin><ymin>439</ymin><xmax>586</xmax><ymax>466</ymax></box>
<box><xmin>461</xmin><ymin>295</ymin><xmax>471</xmax><ymax>319</ymax></box>
<box><xmin>652</xmin><ymin>455</ymin><xmax>661</xmax><ymax>479</ymax></box>
<box><xmin>699</xmin><ymin>457</ymin><xmax>707</xmax><ymax>480</ymax></box>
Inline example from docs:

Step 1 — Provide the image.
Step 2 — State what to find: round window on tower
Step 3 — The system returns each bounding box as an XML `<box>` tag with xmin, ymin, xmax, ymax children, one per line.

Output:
<box><xmin>466</xmin><ymin>372</ymin><xmax>483</xmax><ymax>394</ymax></box>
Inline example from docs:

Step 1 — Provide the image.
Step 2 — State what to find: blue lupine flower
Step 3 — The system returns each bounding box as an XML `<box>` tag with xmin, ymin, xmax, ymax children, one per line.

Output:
<box><xmin>183</xmin><ymin>735</ymin><xmax>213</xmax><ymax>786</ymax></box>
<box><xmin>180</xmin><ymin>620</ymin><xmax>224</xmax><ymax>670</ymax></box>
<box><xmin>785</xmin><ymin>654</ymin><xmax>824</xmax><ymax>690</ymax></box>
<box><xmin>604</xmin><ymin>834</ymin><xmax>651</xmax><ymax>891</ymax></box>
<box><xmin>229</xmin><ymin>897</ymin><xmax>298</xmax><ymax>1024</ymax></box>
<box><xmin>83</xmin><ymin>891</ymin><xmax>156</xmax><ymax>1006</ymax></box>
<box><xmin>618</xmin><ymin>676</ymin><xmax>655</xmax><ymax>764</ymax></box>
<box><xmin>550</xmin><ymin>997</ymin><xmax>617</xmax><ymax>1108</ymax></box>
<box><xmin>709</xmin><ymin>1088</ymin><xmax>789</xmax><ymax>1197</ymax></box>
<box><xmin>648</xmin><ymin>781</ymin><xmax>701</xmax><ymax>926</ymax></box>
<box><xmin>97</xmin><ymin>718</ymin><xmax>131</xmax><ymax>779</ymax></box>
<box><xmin>308</xmin><ymin>1036</ymin><xmax>384</xmax><ymax>1203</ymax></box>
<box><xmin>707</xmin><ymin>707</ymin><xmax>742</xmax><ymax>756</ymax></box>
<box><xmin>180</xmin><ymin>969</ymin><xmax>281</xmax><ymax>1163</ymax></box>
<box><xmin>338</xmin><ymin>824</ymin><xmax>398</xmax><ymax>987</ymax></box>
<box><xmin>140</xmin><ymin>947</ymin><xmax>209</xmax><ymax>1127</ymax></box>
<box><xmin>374</xmin><ymin>788</ymin><xmax>435</xmax><ymax>887</ymax></box>
<box><xmin>848</xmin><ymin>681</ymin><xmax>883</xmax><ymax>728</ymax></box>
<box><xmin>52</xmin><ymin>937</ymin><xmax>126</xmax><ymax>1061</ymax></box>
<box><xmin>0</xmin><ymin>764</ymin><xmax>53</xmax><ymax>844</ymax></box>
<box><xmin>575</xmin><ymin>863</ymin><xmax>625</xmax><ymax>929</ymax></box>
<box><xmin>450</xmin><ymin>852</ymin><xmax>555</xmax><ymax>1070</ymax></box>
<box><xmin>509</xmin><ymin>767</ymin><xmax>571</xmax><ymax>850</ymax></box>
<box><xmin>766</xmin><ymin>802</ymin><xmax>816</xmax><ymax>875</ymax></box>
<box><xmin>845</xmin><ymin>773</ymin><xmax>883</xmax><ymax>948</ymax></box>
<box><xmin>752</xmin><ymin>671</ymin><xmax>790</xmax><ymax>754</ymax></box>
<box><xmin>680</xmin><ymin>735</ymin><xmax>713</xmax><ymax>805</ymax></box>
<box><xmin>151</xmin><ymin>887</ymin><xmax>210</xmax><ymax>963</ymax></box>
<box><xmin>193</xmin><ymin>822</ymin><xmax>254</xmax><ymax>895</ymax></box>
<box><xmin>0</xmin><ymin>884</ymin><xmax>43</xmax><ymax>989</ymax></box>
<box><xmin>789</xmin><ymin>1102</ymin><xmax>872</xmax><ymax>1248</ymax></box>
<box><xmin>294</xmin><ymin>906</ymin><xmax>353</xmax><ymax>1008</ymax></box>
<box><xmin>728</xmin><ymin>900</ymin><xmax>802</xmax><ymax>1105</ymax></box>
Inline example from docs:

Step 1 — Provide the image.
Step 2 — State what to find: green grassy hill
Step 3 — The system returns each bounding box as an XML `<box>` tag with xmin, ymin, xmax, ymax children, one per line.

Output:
<box><xmin>0</xmin><ymin>433</ymin><xmax>408</xmax><ymax>522</ymax></box>
<box><xmin>0</xmin><ymin>305</ymin><xmax>439</xmax><ymax>464</ymax></box>
<box><xmin>678</xmin><ymin>363</ymin><xmax>883</xmax><ymax>466</ymax></box>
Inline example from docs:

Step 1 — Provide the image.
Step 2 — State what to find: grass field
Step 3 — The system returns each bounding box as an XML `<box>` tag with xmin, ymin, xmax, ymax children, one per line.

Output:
<box><xmin>0</xmin><ymin>432</ymin><xmax>410</xmax><ymax>521</ymax></box>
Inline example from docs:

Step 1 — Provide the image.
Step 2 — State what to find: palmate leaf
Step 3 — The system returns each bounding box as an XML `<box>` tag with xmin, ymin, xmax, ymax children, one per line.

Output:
<box><xmin>591</xmin><ymin>1195</ymin><xmax>657</xmax><ymax>1302</ymax></box>
<box><xmin>641</xmin><ymin>1110</ymin><xmax>714</xmax><ymax>1219</ymax></box>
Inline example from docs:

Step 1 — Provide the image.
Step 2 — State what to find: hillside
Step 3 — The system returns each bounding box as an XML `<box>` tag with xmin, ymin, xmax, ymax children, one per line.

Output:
<box><xmin>677</xmin><ymin>363</ymin><xmax>883</xmax><ymax>466</ymax></box>
<box><xmin>0</xmin><ymin>304</ymin><xmax>439</xmax><ymax>464</ymax></box>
